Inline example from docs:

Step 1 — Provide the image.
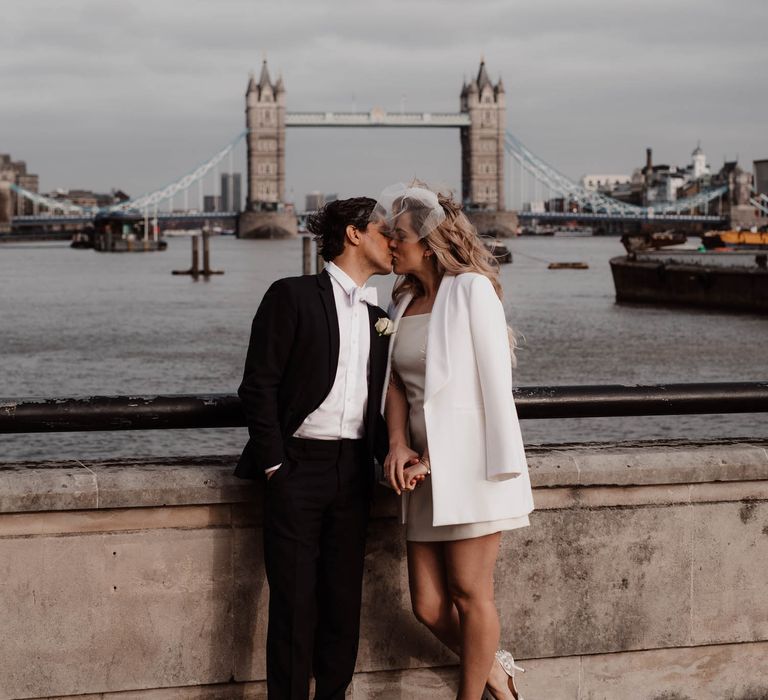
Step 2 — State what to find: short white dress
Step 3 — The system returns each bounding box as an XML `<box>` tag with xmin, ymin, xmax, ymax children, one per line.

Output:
<box><xmin>392</xmin><ymin>313</ymin><xmax>530</xmax><ymax>542</ymax></box>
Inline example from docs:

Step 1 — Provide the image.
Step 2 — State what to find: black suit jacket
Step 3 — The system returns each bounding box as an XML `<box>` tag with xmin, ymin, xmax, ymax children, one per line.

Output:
<box><xmin>235</xmin><ymin>269</ymin><xmax>390</xmax><ymax>484</ymax></box>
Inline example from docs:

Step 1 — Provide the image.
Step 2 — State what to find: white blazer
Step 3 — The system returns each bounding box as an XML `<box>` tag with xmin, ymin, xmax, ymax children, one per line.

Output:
<box><xmin>382</xmin><ymin>273</ymin><xmax>534</xmax><ymax>527</ymax></box>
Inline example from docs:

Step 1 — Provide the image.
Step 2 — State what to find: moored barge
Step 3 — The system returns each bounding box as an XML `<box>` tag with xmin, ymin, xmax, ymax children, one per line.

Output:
<box><xmin>610</xmin><ymin>249</ymin><xmax>768</xmax><ymax>313</ymax></box>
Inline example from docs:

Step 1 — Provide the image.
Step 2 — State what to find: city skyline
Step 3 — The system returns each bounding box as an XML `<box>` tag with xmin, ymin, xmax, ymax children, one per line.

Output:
<box><xmin>3</xmin><ymin>0</ymin><xmax>766</xmax><ymax>205</ymax></box>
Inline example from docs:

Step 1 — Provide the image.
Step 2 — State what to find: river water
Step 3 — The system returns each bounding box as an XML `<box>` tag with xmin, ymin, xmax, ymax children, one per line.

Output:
<box><xmin>1</xmin><ymin>235</ymin><xmax>766</xmax><ymax>463</ymax></box>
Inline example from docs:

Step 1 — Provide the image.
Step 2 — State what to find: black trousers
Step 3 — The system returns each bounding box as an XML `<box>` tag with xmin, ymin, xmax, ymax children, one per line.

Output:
<box><xmin>263</xmin><ymin>437</ymin><xmax>370</xmax><ymax>700</ymax></box>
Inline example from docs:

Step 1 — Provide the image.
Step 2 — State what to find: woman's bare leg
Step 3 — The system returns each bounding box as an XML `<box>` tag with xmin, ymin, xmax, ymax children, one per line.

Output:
<box><xmin>408</xmin><ymin>537</ymin><xmax>514</xmax><ymax>699</ymax></box>
<box><xmin>407</xmin><ymin>541</ymin><xmax>461</xmax><ymax>653</ymax></box>
<box><xmin>444</xmin><ymin>532</ymin><xmax>503</xmax><ymax>700</ymax></box>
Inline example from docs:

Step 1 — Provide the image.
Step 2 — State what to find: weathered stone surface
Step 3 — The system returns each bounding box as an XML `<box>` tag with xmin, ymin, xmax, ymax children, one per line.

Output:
<box><xmin>691</xmin><ymin>501</ymin><xmax>768</xmax><ymax>646</ymax></box>
<box><xmin>231</xmin><ymin>524</ymin><xmax>267</xmax><ymax>681</ymax></box>
<box><xmin>0</xmin><ymin>529</ymin><xmax>236</xmax><ymax>699</ymax></box>
<box><xmin>37</xmin><ymin>682</ymin><xmax>267</xmax><ymax>699</ymax></box>
<box><xmin>30</xmin><ymin>641</ymin><xmax>768</xmax><ymax>698</ymax></box>
<box><xmin>580</xmin><ymin>640</ymin><xmax>768</xmax><ymax>700</ymax></box>
<box><xmin>572</xmin><ymin>443</ymin><xmax>768</xmax><ymax>487</ymax></box>
<box><xmin>0</xmin><ymin>461</ymin><xmax>98</xmax><ymax>512</ymax></box>
<box><xmin>91</xmin><ymin>462</ymin><xmax>247</xmax><ymax>510</ymax></box>
<box><xmin>2</xmin><ymin>440</ymin><xmax>767</xmax><ymax>515</ymax></box>
<box><xmin>525</xmin><ymin>448</ymin><xmax>580</xmax><ymax>488</ymax></box>
<box><xmin>496</xmin><ymin>505</ymin><xmax>694</xmax><ymax>659</ymax></box>
<box><xmin>2</xmin><ymin>440</ymin><xmax>768</xmax><ymax>699</ymax></box>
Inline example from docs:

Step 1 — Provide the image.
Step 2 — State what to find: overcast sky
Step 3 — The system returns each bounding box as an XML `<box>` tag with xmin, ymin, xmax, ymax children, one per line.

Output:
<box><xmin>2</xmin><ymin>0</ymin><xmax>766</xmax><ymax>207</ymax></box>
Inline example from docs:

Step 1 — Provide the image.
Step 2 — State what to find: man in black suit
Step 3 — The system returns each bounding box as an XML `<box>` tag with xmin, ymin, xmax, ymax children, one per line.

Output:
<box><xmin>235</xmin><ymin>197</ymin><xmax>393</xmax><ymax>700</ymax></box>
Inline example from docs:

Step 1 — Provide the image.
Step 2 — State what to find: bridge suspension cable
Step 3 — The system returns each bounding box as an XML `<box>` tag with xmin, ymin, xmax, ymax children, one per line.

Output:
<box><xmin>109</xmin><ymin>131</ymin><xmax>248</xmax><ymax>213</ymax></box>
<box><xmin>504</xmin><ymin>131</ymin><xmax>727</xmax><ymax>217</ymax></box>
<box><xmin>750</xmin><ymin>193</ymin><xmax>768</xmax><ymax>217</ymax></box>
<box><xmin>9</xmin><ymin>184</ymin><xmax>86</xmax><ymax>214</ymax></box>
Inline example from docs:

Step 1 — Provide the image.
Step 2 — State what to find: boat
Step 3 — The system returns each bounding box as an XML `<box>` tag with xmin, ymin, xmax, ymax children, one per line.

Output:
<box><xmin>482</xmin><ymin>237</ymin><xmax>512</xmax><ymax>264</ymax></box>
<box><xmin>548</xmin><ymin>262</ymin><xmax>589</xmax><ymax>270</ymax></box>
<box><xmin>610</xmin><ymin>248</ymin><xmax>768</xmax><ymax>313</ymax></box>
<box><xmin>92</xmin><ymin>212</ymin><xmax>167</xmax><ymax>252</ymax></box>
<box><xmin>701</xmin><ymin>230</ymin><xmax>768</xmax><ymax>250</ymax></box>
<box><xmin>70</xmin><ymin>230</ymin><xmax>94</xmax><ymax>249</ymax></box>
<box><xmin>553</xmin><ymin>226</ymin><xmax>593</xmax><ymax>237</ymax></box>
<box><xmin>622</xmin><ymin>230</ymin><xmax>688</xmax><ymax>253</ymax></box>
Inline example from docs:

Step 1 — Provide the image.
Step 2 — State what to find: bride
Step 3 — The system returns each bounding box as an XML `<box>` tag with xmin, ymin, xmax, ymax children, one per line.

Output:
<box><xmin>378</xmin><ymin>183</ymin><xmax>534</xmax><ymax>700</ymax></box>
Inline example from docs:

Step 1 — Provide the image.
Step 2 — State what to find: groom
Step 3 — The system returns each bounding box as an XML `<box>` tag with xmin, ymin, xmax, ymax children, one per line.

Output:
<box><xmin>235</xmin><ymin>197</ymin><xmax>393</xmax><ymax>700</ymax></box>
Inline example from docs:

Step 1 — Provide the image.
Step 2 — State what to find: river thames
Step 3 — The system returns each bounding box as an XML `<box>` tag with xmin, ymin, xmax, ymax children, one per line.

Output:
<box><xmin>1</xmin><ymin>234</ymin><xmax>767</xmax><ymax>462</ymax></box>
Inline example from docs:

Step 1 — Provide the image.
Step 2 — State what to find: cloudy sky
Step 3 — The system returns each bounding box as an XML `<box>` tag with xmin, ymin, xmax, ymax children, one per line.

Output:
<box><xmin>3</xmin><ymin>0</ymin><xmax>766</xmax><ymax>207</ymax></box>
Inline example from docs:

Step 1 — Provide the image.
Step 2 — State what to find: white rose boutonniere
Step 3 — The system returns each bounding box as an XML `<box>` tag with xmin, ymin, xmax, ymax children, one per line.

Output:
<box><xmin>375</xmin><ymin>317</ymin><xmax>396</xmax><ymax>337</ymax></box>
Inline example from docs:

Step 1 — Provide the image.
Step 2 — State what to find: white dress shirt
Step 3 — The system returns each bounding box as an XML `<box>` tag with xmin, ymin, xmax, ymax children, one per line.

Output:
<box><xmin>265</xmin><ymin>262</ymin><xmax>376</xmax><ymax>473</ymax></box>
<box><xmin>294</xmin><ymin>261</ymin><xmax>375</xmax><ymax>440</ymax></box>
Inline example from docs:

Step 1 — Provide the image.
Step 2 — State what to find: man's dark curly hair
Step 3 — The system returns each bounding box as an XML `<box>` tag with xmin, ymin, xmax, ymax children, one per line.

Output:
<box><xmin>306</xmin><ymin>197</ymin><xmax>377</xmax><ymax>262</ymax></box>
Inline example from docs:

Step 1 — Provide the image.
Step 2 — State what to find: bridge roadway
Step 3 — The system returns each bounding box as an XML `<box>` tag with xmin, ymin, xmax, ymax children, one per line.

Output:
<box><xmin>517</xmin><ymin>211</ymin><xmax>727</xmax><ymax>224</ymax></box>
<box><xmin>11</xmin><ymin>211</ymin><xmax>239</xmax><ymax>227</ymax></box>
<box><xmin>285</xmin><ymin>110</ymin><xmax>471</xmax><ymax>128</ymax></box>
<box><xmin>13</xmin><ymin>209</ymin><xmax>726</xmax><ymax>229</ymax></box>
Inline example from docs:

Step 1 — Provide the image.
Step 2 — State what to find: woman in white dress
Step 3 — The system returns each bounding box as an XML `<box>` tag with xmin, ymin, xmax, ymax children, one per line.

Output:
<box><xmin>377</xmin><ymin>184</ymin><xmax>534</xmax><ymax>700</ymax></box>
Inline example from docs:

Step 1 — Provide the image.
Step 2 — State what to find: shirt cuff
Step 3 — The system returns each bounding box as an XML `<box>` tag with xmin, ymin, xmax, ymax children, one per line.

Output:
<box><xmin>264</xmin><ymin>464</ymin><xmax>281</xmax><ymax>474</ymax></box>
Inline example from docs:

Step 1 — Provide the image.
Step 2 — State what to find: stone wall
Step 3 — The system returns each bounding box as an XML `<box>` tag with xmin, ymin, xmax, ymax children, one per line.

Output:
<box><xmin>1</xmin><ymin>439</ymin><xmax>767</xmax><ymax>699</ymax></box>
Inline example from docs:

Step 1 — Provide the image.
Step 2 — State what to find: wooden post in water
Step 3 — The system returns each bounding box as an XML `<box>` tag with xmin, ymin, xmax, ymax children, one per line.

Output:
<box><xmin>191</xmin><ymin>235</ymin><xmax>200</xmax><ymax>277</ymax></box>
<box><xmin>202</xmin><ymin>229</ymin><xmax>211</xmax><ymax>275</ymax></box>
<box><xmin>172</xmin><ymin>230</ymin><xmax>223</xmax><ymax>278</ymax></box>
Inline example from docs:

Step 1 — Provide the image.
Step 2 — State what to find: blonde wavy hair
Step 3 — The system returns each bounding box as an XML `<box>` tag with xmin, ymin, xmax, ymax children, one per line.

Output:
<box><xmin>391</xmin><ymin>186</ymin><xmax>518</xmax><ymax>364</ymax></box>
<box><xmin>392</xmin><ymin>190</ymin><xmax>502</xmax><ymax>303</ymax></box>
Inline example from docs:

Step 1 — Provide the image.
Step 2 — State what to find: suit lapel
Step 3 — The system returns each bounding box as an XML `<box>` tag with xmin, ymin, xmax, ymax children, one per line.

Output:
<box><xmin>367</xmin><ymin>304</ymin><xmax>386</xmax><ymax>375</ymax></box>
<box><xmin>317</xmin><ymin>270</ymin><xmax>340</xmax><ymax>385</ymax></box>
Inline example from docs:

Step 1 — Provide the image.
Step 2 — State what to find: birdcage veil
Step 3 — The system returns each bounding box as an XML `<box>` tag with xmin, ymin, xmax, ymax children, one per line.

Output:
<box><xmin>369</xmin><ymin>182</ymin><xmax>446</xmax><ymax>240</ymax></box>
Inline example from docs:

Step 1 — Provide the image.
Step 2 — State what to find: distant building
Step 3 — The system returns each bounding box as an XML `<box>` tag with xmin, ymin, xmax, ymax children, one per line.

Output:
<box><xmin>640</xmin><ymin>144</ymin><xmax>713</xmax><ymax>205</ymax></box>
<box><xmin>305</xmin><ymin>191</ymin><xmax>325</xmax><ymax>212</ymax></box>
<box><xmin>304</xmin><ymin>192</ymin><xmax>339</xmax><ymax>212</ymax></box>
<box><xmin>581</xmin><ymin>175</ymin><xmax>631</xmax><ymax>192</ymax></box>
<box><xmin>203</xmin><ymin>195</ymin><xmax>221</xmax><ymax>213</ymax></box>
<box><xmin>45</xmin><ymin>189</ymin><xmax>127</xmax><ymax>210</ymax></box>
<box><xmin>220</xmin><ymin>173</ymin><xmax>242</xmax><ymax>212</ymax></box>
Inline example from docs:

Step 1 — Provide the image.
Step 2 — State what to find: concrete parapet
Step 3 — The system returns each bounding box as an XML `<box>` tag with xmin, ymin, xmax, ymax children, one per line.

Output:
<box><xmin>1</xmin><ymin>439</ymin><xmax>767</xmax><ymax>699</ymax></box>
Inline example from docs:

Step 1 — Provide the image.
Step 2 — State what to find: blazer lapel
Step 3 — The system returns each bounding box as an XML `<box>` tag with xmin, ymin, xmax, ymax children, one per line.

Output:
<box><xmin>317</xmin><ymin>270</ymin><xmax>340</xmax><ymax>383</ymax></box>
<box><xmin>367</xmin><ymin>303</ymin><xmax>387</xmax><ymax>383</ymax></box>
<box><xmin>379</xmin><ymin>292</ymin><xmax>413</xmax><ymax>415</ymax></box>
<box><xmin>424</xmin><ymin>274</ymin><xmax>453</xmax><ymax>405</ymax></box>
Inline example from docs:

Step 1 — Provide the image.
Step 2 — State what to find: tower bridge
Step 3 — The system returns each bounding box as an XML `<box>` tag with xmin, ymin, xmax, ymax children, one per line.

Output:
<box><xmin>239</xmin><ymin>58</ymin><xmax>509</xmax><ymax>237</ymax></box>
<box><xmin>4</xmin><ymin>58</ymin><xmax>752</xmax><ymax>238</ymax></box>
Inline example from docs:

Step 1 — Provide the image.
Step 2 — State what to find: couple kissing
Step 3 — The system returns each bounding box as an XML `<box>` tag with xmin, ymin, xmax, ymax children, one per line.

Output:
<box><xmin>235</xmin><ymin>182</ymin><xmax>534</xmax><ymax>700</ymax></box>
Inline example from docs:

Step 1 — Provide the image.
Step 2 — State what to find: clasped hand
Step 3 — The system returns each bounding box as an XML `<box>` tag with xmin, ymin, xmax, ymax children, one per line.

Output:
<box><xmin>383</xmin><ymin>443</ymin><xmax>429</xmax><ymax>495</ymax></box>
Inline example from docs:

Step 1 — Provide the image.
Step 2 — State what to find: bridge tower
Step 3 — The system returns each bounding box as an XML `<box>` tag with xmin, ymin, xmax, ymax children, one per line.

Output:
<box><xmin>239</xmin><ymin>59</ymin><xmax>296</xmax><ymax>238</ymax></box>
<box><xmin>246</xmin><ymin>60</ymin><xmax>285</xmax><ymax>208</ymax></box>
<box><xmin>461</xmin><ymin>60</ymin><xmax>506</xmax><ymax>211</ymax></box>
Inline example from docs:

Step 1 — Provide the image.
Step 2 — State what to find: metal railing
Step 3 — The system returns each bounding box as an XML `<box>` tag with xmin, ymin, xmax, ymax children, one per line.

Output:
<box><xmin>2</xmin><ymin>382</ymin><xmax>767</xmax><ymax>434</ymax></box>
